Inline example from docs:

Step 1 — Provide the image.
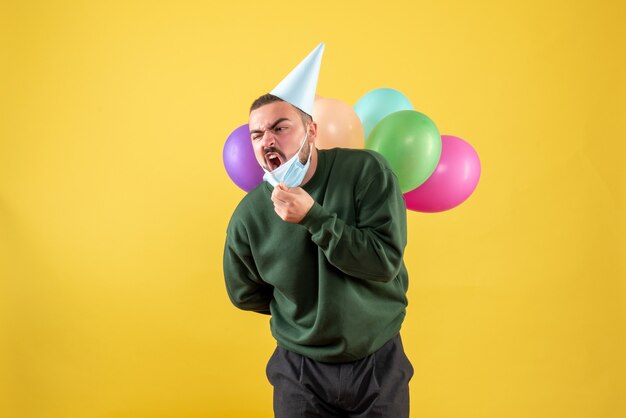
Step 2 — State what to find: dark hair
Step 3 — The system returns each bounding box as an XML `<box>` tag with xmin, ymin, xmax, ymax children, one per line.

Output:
<box><xmin>249</xmin><ymin>93</ymin><xmax>312</xmax><ymax>126</ymax></box>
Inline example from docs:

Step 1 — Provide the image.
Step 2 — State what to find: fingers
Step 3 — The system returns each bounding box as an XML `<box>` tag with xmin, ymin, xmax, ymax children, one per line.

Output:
<box><xmin>271</xmin><ymin>187</ymin><xmax>288</xmax><ymax>205</ymax></box>
<box><xmin>271</xmin><ymin>183</ymin><xmax>295</xmax><ymax>204</ymax></box>
<box><xmin>270</xmin><ymin>184</ymin><xmax>313</xmax><ymax>223</ymax></box>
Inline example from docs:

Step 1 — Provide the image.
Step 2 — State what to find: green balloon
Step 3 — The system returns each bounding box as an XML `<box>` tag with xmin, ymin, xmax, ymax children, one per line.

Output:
<box><xmin>365</xmin><ymin>110</ymin><xmax>441</xmax><ymax>192</ymax></box>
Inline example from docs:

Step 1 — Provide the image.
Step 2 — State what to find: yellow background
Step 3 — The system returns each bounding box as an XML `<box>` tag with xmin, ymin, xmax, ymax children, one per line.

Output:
<box><xmin>1</xmin><ymin>0</ymin><xmax>624</xmax><ymax>417</ymax></box>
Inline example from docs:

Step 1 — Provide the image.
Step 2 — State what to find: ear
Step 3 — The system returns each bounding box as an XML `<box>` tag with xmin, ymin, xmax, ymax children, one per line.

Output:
<box><xmin>307</xmin><ymin>121</ymin><xmax>318</xmax><ymax>144</ymax></box>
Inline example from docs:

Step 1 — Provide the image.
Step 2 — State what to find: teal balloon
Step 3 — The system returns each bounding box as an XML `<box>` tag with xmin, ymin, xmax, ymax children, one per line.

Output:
<box><xmin>354</xmin><ymin>88</ymin><xmax>413</xmax><ymax>139</ymax></box>
<box><xmin>365</xmin><ymin>110</ymin><xmax>441</xmax><ymax>193</ymax></box>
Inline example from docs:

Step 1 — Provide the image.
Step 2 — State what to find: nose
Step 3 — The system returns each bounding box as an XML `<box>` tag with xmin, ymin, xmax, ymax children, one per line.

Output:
<box><xmin>260</xmin><ymin>129</ymin><xmax>276</xmax><ymax>147</ymax></box>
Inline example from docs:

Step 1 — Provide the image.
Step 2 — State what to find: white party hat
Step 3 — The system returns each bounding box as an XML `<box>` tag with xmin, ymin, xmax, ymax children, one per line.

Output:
<box><xmin>270</xmin><ymin>42</ymin><xmax>325</xmax><ymax>116</ymax></box>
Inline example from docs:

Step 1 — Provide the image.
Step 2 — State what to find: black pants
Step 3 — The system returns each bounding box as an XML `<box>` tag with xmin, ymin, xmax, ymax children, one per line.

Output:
<box><xmin>266</xmin><ymin>334</ymin><xmax>414</xmax><ymax>418</ymax></box>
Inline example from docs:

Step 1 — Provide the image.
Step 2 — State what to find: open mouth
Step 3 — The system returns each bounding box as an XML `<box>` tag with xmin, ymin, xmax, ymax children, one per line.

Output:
<box><xmin>265</xmin><ymin>152</ymin><xmax>283</xmax><ymax>170</ymax></box>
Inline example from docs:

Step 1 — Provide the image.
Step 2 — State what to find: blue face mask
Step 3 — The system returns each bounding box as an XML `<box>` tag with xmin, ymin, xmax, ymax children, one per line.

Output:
<box><xmin>263</xmin><ymin>132</ymin><xmax>311</xmax><ymax>188</ymax></box>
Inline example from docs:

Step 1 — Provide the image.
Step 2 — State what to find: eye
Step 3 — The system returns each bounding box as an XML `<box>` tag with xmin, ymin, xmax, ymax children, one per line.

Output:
<box><xmin>274</xmin><ymin>126</ymin><xmax>286</xmax><ymax>133</ymax></box>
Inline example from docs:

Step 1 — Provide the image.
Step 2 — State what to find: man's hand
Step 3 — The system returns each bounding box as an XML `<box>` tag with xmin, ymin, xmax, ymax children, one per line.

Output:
<box><xmin>271</xmin><ymin>182</ymin><xmax>315</xmax><ymax>223</ymax></box>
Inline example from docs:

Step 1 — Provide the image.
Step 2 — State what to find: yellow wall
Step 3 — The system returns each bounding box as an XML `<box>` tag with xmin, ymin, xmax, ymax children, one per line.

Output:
<box><xmin>1</xmin><ymin>1</ymin><xmax>624</xmax><ymax>417</ymax></box>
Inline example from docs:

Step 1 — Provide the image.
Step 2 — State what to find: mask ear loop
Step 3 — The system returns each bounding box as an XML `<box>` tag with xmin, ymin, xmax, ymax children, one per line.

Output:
<box><xmin>297</xmin><ymin>131</ymin><xmax>310</xmax><ymax>164</ymax></box>
<box><xmin>299</xmin><ymin>120</ymin><xmax>313</xmax><ymax>162</ymax></box>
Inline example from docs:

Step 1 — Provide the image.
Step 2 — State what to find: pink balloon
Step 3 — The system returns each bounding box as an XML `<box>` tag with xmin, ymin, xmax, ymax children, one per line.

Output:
<box><xmin>404</xmin><ymin>135</ymin><xmax>480</xmax><ymax>212</ymax></box>
<box><xmin>223</xmin><ymin>124</ymin><xmax>264</xmax><ymax>192</ymax></box>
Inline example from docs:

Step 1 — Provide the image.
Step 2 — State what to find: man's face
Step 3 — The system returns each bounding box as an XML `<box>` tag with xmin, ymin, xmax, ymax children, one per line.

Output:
<box><xmin>249</xmin><ymin>101</ymin><xmax>309</xmax><ymax>171</ymax></box>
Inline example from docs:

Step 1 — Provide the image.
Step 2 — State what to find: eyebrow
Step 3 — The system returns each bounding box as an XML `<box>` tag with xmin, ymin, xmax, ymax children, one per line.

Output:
<box><xmin>250</xmin><ymin>118</ymin><xmax>290</xmax><ymax>135</ymax></box>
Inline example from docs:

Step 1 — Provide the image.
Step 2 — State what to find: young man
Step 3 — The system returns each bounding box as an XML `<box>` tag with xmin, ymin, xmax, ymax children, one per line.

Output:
<box><xmin>223</xmin><ymin>44</ymin><xmax>413</xmax><ymax>417</ymax></box>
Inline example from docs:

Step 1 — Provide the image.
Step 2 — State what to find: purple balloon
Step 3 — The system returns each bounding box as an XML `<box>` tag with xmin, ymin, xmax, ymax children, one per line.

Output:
<box><xmin>404</xmin><ymin>135</ymin><xmax>480</xmax><ymax>213</ymax></box>
<box><xmin>223</xmin><ymin>124</ymin><xmax>264</xmax><ymax>192</ymax></box>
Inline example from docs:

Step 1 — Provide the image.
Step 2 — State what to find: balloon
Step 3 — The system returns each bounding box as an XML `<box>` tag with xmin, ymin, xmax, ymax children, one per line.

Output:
<box><xmin>354</xmin><ymin>88</ymin><xmax>413</xmax><ymax>139</ymax></box>
<box><xmin>366</xmin><ymin>110</ymin><xmax>441</xmax><ymax>193</ymax></box>
<box><xmin>404</xmin><ymin>135</ymin><xmax>481</xmax><ymax>213</ymax></box>
<box><xmin>313</xmin><ymin>96</ymin><xmax>365</xmax><ymax>149</ymax></box>
<box><xmin>223</xmin><ymin>124</ymin><xmax>264</xmax><ymax>192</ymax></box>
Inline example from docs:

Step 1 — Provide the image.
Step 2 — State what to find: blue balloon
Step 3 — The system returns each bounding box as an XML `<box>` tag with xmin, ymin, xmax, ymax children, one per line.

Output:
<box><xmin>354</xmin><ymin>88</ymin><xmax>414</xmax><ymax>139</ymax></box>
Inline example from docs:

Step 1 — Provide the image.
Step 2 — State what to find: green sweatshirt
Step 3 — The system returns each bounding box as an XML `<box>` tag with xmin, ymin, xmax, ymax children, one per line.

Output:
<box><xmin>223</xmin><ymin>148</ymin><xmax>409</xmax><ymax>363</ymax></box>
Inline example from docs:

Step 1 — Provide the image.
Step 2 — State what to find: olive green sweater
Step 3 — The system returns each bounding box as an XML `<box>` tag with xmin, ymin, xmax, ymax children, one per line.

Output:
<box><xmin>223</xmin><ymin>148</ymin><xmax>409</xmax><ymax>362</ymax></box>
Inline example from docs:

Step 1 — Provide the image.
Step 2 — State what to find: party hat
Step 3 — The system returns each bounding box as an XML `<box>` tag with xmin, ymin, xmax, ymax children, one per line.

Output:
<box><xmin>270</xmin><ymin>42</ymin><xmax>325</xmax><ymax>116</ymax></box>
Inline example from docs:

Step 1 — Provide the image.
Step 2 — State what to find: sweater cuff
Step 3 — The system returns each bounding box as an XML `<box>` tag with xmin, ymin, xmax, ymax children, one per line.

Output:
<box><xmin>298</xmin><ymin>201</ymin><xmax>328</xmax><ymax>232</ymax></box>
